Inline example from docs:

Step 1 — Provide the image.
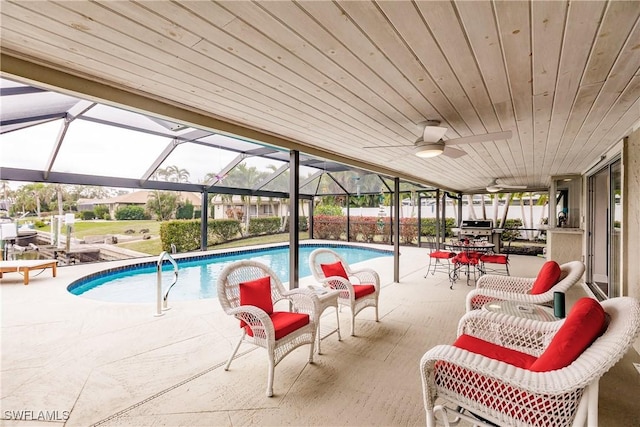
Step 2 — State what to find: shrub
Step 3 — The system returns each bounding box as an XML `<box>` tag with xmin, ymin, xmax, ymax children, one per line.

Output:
<box><xmin>315</xmin><ymin>204</ymin><xmax>343</xmax><ymax>216</ymax></box>
<box><xmin>102</xmin><ymin>213</ymin><xmax>111</xmax><ymax>220</ymax></box>
<box><xmin>249</xmin><ymin>217</ymin><xmax>281</xmax><ymax>235</ymax></box>
<box><xmin>349</xmin><ymin>217</ymin><xmax>379</xmax><ymax>242</ymax></box>
<box><xmin>115</xmin><ymin>205</ymin><xmax>149</xmax><ymax>220</ymax></box>
<box><xmin>284</xmin><ymin>216</ymin><xmax>308</xmax><ymax>232</ymax></box>
<box><xmin>313</xmin><ymin>215</ymin><xmax>346</xmax><ymax>240</ymax></box>
<box><xmin>420</xmin><ymin>217</ymin><xmax>457</xmax><ymax>237</ymax></box>
<box><xmin>81</xmin><ymin>211</ymin><xmax>95</xmax><ymax>220</ymax></box>
<box><xmin>93</xmin><ymin>205</ymin><xmax>109</xmax><ymax>219</ymax></box>
<box><xmin>161</xmin><ymin>219</ymin><xmax>242</xmax><ymax>253</ymax></box>
<box><xmin>400</xmin><ymin>218</ymin><xmax>418</xmax><ymax>244</ymax></box>
<box><xmin>211</xmin><ymin>219</ymin><xmax>242</xmax><ymax>242</ymax></box>
<box><xmin>176</xmin><ymin>201</ymin><xmax>194</xmax><ymax>220</ymax></box>
<box><xmin>299</xmin><ymin>215</ymin><xmax>308</xmax><ymax>231</ymax></box>
<box><xmin>502</xmin><ymin>218</ymin><xmax>523</xmax><ymax>241</ymax></box>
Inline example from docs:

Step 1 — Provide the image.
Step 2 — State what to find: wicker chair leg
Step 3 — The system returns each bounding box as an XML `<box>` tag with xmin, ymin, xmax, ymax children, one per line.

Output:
<box><xmin>266</xmin><ymin>358</ymin><xmax>275</xmax><ymax>397</ymax></box>
<box><xmin>587</xmin><ymin>380</ymin><xmax>599</xmax><ymax>426</ymax></box>
<box><xmin>225</xmin><ymin>333</ymin><xmax>244</xmax><ymax>371</ymax></box>
<box><xmin>350</xmin><ymin>314</ymin><xmax>356</xmax><ymax>336</ymax></box>
<box><xmin>426</xmin><ymin>409</ymin><xmax>436</xmax><ymax>427</ymax></box>
<box><xmin>308</xmin><ymin>339</ymin><xmax>315</xmax><ymax>363</ymax></box>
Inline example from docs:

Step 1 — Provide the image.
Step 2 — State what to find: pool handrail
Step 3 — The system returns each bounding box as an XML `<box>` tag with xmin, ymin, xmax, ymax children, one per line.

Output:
<box><xmin>155</xmin><ymin>251</ymin><xmax>178</xmax><ymax>317</ymax></box>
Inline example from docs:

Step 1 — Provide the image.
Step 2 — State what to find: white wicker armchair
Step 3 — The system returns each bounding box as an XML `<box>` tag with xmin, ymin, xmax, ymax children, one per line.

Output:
<box><xmin>466</xmin><ymin>260</ymin><xmax>585</xmax><ymax>311</ymax></box>
<box><xmin>309</xmin><ymin>248</ymin><xmax>380</xmax><ymax>336</ymax></box>
<box><xmin>420</xmin><ymin>297</ymin><xmax>640</xmax><ymax>427</ymax></box>
<box><xmin>217</xmin><ymin>260</ymin><xmax>318</xmax><ymax>397</ymax></box>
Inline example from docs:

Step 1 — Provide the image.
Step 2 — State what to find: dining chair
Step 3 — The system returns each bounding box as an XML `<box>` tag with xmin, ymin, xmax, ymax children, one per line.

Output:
<box><xmin>423</xmin><ymin>234</ymin><xmax>456</xmax><ymax>280</ymax></box>
<box><xmin>478</xmin><ymin>239</ymin><xmax>511</xmax><ymax>276</ymax></box>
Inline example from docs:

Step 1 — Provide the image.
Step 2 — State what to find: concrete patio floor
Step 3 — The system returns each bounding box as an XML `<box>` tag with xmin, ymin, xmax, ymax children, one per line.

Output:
<box><xmin>1</xmin><ymin>243</ymin><xmax>639</xmax><ymax>426</ymax></box>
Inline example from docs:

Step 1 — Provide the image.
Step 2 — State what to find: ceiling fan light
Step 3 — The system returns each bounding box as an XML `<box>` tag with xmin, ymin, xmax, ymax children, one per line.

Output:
<box><xmin>486</xmin><ymin>186</ymin><xmax>500</xmax><ymax>193</ymax></box>
<box><xmin>414</xmin><ymin>139</ymin><xmax>444</xmax><ymax>158</ymax></box>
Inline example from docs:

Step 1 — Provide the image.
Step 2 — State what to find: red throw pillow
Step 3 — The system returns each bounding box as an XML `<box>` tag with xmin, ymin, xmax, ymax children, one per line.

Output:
<box><xmin>529</xmin><ymin>297</ymin><xmax>607</xmax><ymax>372</ymax></box>
<box><xmin>529</xmin><ymin>261</ymin><xmax>561</xmax><ymax>294</ymax></box>
<box><xmin>239</xmin><ymin>276</ymin><xmax>273</xmax><ymax>314</ymax></box>
<box><xmin>320</xmin><ymin>261</ymin><xmax>348</xmax><ymax>280</ymax></box>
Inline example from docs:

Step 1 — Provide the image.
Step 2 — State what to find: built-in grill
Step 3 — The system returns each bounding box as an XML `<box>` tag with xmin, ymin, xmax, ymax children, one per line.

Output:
<box><xmin>457</xmin><ymin>219</ymin><xmax>503</xmax><ymax>253</ymax></box>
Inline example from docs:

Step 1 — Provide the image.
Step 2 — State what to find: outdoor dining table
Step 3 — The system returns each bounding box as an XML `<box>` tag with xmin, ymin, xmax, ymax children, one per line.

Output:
<box><xmin>445</xmin><ymin>240</ymin><xmax>495</xmax><ymax>286</ymax></box>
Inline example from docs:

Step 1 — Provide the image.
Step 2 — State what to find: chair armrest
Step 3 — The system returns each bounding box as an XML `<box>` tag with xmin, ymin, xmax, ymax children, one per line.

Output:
<box><xmin>227</xmin><ymin>305</ymin><xmax>275</xmax><ymax>342</ymax></box>
<box><xmin>347</xmin><ymin>268</ymin><xmax>380</xmax><ymax>290</ymax></box>
<box><xmin>457</xmin><ymin>309</ymin><xmax>562</xmax><ymax>356</ymax></box>
<box><xmin>319</xmin><ymin>276</ymin><xmax>356</xmax><ymax>300</ymax></box>
<box><xmin>467</xmin><ymin>276</ymin><xmax>535</xmax><ymax>310</ymax></box>
<box><xmin>475</xmin><ymin>274</ymin><xmax>535</xmax><ymax>292</ymax></box>
<box><xmin>281</xmin><ymin>288</ymin><xmax>320</xmax><ymax>320</ymax></box>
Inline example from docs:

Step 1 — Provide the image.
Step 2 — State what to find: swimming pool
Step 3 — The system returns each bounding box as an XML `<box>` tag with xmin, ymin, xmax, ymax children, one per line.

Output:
<box><xmin>68</xmin><ymin>243</ymin><xmax>392</xmax><ymax>303</ymax></box>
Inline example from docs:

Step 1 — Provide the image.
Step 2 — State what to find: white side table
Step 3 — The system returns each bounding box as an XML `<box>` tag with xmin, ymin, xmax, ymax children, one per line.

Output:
<box><xmin>483</xmin><ymin>300</ymin><xmax>558</xmax><ymax>321</ymax></box>
<box><xmin>309</xmin><ymin>286</ymin><xmax>341</xmax><ymax>354</ymax></box>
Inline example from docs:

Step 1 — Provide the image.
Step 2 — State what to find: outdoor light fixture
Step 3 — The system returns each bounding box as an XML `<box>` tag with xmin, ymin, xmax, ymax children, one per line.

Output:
<box><xmin>414</xmin><ymin>138</ymin><xmax>445</xmax><ymax>158</ymax></box>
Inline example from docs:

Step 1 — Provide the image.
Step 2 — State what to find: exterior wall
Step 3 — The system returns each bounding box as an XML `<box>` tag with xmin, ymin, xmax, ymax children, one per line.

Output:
<box><xmin>623</xmin><ymin>128</ymin><xmax>640</xmax><ymax>354</ymax></box>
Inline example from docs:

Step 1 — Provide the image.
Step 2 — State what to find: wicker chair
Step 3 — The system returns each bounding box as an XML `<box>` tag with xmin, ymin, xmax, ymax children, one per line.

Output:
<box><xmin>309</xmin><ymin>248</ymin><xmax>380</xmax><ymax>336</ymax></box>
<box><xmin>466</xmin><ymin>260</ymin><xmax>585</xmax><ymax>311</ymax></box>
<box><xmin>217</xmin><ymin>260</ymin><xmax>318</xmax><ymax>397</ymax></box>
<box><xmin>420</xmin><ymin>297</ymin><xmax>640</xmax><ymax>427</ymax></box>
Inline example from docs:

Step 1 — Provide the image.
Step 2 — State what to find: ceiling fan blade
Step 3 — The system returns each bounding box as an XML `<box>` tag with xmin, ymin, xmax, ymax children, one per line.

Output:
<box><xmin>423</xmin><ymin>125</ymin><xmax>448</xmax><ymax>142</ymax></box>
<box><xmin>442</xmin><ymin>145</ymin><xmax>467</xmax><ymax>159</ymax></box>
<box><xmin>362</xmin><ymin>144</ymin><xmax>413</xmax><ymax>149</ymax></box>
<box><xmin>445</xmin><ymin>130</ymin><xmax>513</xmax><ymax>146</ymax></box>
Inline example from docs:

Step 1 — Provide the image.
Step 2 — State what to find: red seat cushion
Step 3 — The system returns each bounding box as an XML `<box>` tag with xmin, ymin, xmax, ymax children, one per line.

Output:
<box><xmin>529</xmin><ymin>261</ymin><xmax>561</xmax><ymax>294</ymax></box>
<box><xmin>480</xmin><ymin>254</ymin><xmax>508</xmax><ymax>264</ymax></box>
<box><xmin>320</xmin><ymin>261</ymin><xmax>348</xmax><ymax>279</ymax></box>
<box><xmin>453</xmin><ymin>253</ymin><xmax>479</xmax><ymax>265</ymax></box>
<box><xmin>239</xmin><ymin>276</ymin><xmax>273</xmax><ymax>328</ymax></box>
<box><xmin>245</xmin><ymin>311</ymin><xmax>310</xmax><ymax>340</ymax></box>
<box><xmin>353</xmin><ymin>284</ymin><xmax>376</xmax><ymax>299</ymax></box>
<box><xmin>430</xmin><ymin>250</ymin><xmax>455</xmax><ymax>259</ymax></box>
<box><xmin>454</xmin><ymin>334</ymin><xmax>537</xmax><ymax>369</ymax></box>
<box><xmin>529</xmin><ymin>297</ymin><xmax>607</xmax><ymax>372</ymax></box>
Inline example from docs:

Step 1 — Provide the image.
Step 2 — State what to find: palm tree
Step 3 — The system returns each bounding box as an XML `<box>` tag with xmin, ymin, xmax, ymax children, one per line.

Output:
<box><xmin>499</xmin><ymin>193</ymin><xmax>514</xmax><ymax>229</ymax></box>
<box><xmin>467</xmin><ymin>194</ymin><xmax>477</xmax><ymax>220</ymax></box>
<box><xmin>162</xmin><ymin>165</ymin><xmax>190</xmax><ymax>183</ymax></box>
<box><xmin>225</xmin><ymin>163</ymin><xmax>269</xmax><ymax>233</ymax></box>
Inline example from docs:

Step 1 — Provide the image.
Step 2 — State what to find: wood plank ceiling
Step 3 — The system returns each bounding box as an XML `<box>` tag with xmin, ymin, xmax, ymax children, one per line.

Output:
<box><xmin>1</xmin><ymin>1</ymin><xmax>638</xmax><ymax>193</ymax></box>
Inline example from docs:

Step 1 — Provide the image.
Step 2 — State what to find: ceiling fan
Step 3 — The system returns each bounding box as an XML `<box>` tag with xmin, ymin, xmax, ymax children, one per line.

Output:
<box><xmin>486</xmin><ymin>178</ymin><xmax>527</xmax><ymax>193</ymax></box>
<box><xmin>363</xmin><ymin>120</ymin><xmax>512</xmax><ymax>159</ymax></box>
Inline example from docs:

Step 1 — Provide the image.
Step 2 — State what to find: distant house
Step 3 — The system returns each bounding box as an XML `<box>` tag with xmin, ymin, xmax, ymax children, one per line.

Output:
<box><xmin>210</xmin><ymin>194</ymin><xmax>290</xmax><ymax>220</ymax></box>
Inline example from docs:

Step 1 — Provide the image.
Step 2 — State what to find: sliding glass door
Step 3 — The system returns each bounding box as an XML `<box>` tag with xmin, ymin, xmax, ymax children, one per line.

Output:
<box><xmin>587</xmin><ymin>159</ymin><xmax>621</xmax><ymax>298</ymax></box>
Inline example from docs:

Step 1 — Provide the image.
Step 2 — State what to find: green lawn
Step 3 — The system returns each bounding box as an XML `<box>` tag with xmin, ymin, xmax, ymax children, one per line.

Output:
<box><xmin>63</xmin><ymin>220</ymin><xmax>161</xmax><ymax>238</ymax></box>
<box><xmin>117</xmin><ymin>231</ymin><xmax>311</xmax><ymax>256</ymax></box>
<box><xmin>33</xmin><ymin>219</ymin><xmax>309</xmax><ymax>256</ymax></box>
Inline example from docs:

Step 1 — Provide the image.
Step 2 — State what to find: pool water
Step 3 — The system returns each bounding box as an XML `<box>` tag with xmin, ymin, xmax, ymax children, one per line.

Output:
<box><xmin>68</xmin><ymin>244</ymin><xmax>392</xmax><ymax>303</ymax></box>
